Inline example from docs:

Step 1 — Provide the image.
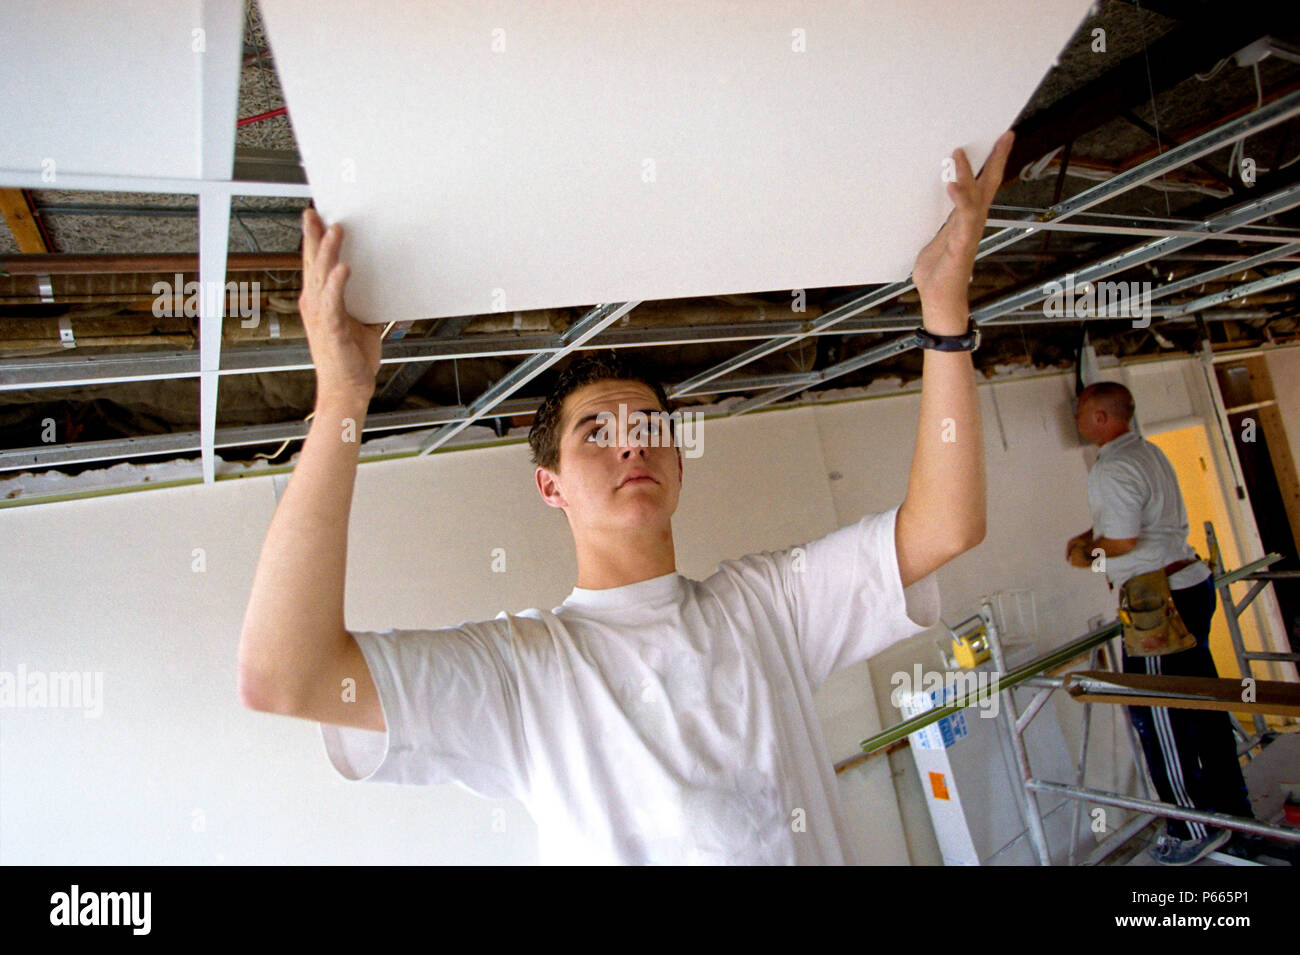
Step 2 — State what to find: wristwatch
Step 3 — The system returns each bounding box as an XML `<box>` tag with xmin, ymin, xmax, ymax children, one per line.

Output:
<box><xmin>914</xmin><ymin>318</ymin><xmax>980</xmax><ymax>352</ymax></box>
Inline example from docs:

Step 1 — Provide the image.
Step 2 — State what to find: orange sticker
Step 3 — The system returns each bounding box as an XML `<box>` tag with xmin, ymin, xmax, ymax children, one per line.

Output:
<box><xmin>929</xmin><ymin>771</ymin><xmax>950</xmax><ymax>801</ymax></box>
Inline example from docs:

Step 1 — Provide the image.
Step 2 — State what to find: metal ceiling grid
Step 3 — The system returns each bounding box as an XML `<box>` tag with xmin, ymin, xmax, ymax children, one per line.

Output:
<box><xmin>2</xmin><ymin>1</ymin><xmax>1299</xmax><ymax>500</ymax></box>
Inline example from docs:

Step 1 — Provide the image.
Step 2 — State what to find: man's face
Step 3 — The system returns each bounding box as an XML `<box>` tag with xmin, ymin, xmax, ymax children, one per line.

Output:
<box><xmin>534</xmin><ymin>379</ymin><xmax>683</xmax><ymax>532</ymax></box>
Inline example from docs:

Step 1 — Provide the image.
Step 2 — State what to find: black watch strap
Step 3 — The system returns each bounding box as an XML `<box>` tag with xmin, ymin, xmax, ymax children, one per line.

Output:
<box><xmin>914</xmin><ymin>319</ymin><xmax>980</xmax><ymax>352</ymax></box>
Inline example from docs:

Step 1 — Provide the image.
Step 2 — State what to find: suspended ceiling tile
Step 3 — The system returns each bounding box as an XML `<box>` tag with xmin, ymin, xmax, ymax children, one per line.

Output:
<box><xmin>0</xmin><ymin>0</ymin><xmax>244</xmax><ymax>182</ymax></box>
<box><xmin>262</xmin><ymin>0</ymin><xmax>1093</xmax><ymax>323</ymax></box>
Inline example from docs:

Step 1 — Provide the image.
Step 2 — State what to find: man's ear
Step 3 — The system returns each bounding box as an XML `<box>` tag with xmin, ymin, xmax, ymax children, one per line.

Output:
<box><xmin>535</xmin><ymin>465</ymin><xmax>568</xmax><ymax>509</ymax></box>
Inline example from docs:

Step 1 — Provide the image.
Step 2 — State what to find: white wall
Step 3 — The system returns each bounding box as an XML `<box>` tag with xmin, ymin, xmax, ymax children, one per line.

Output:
<box><xmin>1</xmin><ymin>355</ymin><xmax>1275</xmax><ymax>864</ymax></box>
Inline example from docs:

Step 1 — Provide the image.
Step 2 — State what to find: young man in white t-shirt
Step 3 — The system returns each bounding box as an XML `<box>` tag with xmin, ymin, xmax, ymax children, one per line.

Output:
<box><xmin>237</xmin><ymin>131</ymin><xmax>1015</xmax><ymax>863</ymax></box>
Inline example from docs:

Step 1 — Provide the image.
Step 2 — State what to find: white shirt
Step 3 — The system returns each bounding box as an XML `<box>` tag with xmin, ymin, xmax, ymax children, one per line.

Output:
<box><xmin>1087</xmin><ymin>429</ymin><xmax>1211</xmax><ymax>589</ymax></box>
<box><xmin>319</xmin><ymin>506</ymin><xmax>940</xmax><ymax>864</ymax></box>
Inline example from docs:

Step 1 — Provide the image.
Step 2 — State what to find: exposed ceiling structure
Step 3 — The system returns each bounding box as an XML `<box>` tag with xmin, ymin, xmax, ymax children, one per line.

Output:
<box><xmin>2</xmin><ymin>0</ymin><xmax>1300</xmax><ymax>503</ymax></box>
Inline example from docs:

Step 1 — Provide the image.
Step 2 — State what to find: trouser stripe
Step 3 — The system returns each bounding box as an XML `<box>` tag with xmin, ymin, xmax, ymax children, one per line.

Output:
<box><xmin>1147</xmin><ymin>654</ymin><xmax>1206</xmax><ymax>841</ymax></box>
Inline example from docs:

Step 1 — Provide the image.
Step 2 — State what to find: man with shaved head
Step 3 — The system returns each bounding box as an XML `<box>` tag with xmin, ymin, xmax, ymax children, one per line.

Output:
<box><xmin>1075</xmin><ymin>381</ymin><xmax>1133</xmax><ymax>430</ymax></box>
<box><xmin>1066</xmin><ymin>381</ymin><xmax>1255</xmax><ymax>865</ymax></box>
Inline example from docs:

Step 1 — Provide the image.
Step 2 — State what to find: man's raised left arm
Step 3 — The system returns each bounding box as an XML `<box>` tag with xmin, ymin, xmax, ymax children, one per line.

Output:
<box><xmin>895</xmin><ymin>130</ymin><xmax>1014</xmax><ymax>588</ymax></box>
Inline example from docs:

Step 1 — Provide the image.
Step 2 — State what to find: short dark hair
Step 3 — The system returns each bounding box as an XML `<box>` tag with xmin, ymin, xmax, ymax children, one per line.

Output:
<box><xmin>528</xmin><ymin>349</ymin><xmax>673</xmax><ymax>473</ymax></box>
<box><xmin>1079</xmin><ymin>381</ymin><xmax>1135</xmax><ymax>422</ymax></box>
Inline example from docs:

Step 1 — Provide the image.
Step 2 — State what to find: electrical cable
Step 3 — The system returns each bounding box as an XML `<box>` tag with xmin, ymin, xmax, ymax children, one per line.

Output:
<box><xmin>253</xmin><ymin>409</ymin><xmax>313</xmax><ymax>461</ymax></box>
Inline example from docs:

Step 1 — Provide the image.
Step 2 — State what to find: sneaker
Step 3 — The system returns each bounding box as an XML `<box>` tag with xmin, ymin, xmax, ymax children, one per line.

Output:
<box><xmin>1154</xmin><ymin>828</ymin><xmax>1232</xmax><ymax>866</ymax></box>
<box><xmin>1147</xmin><ymin>832</ymin><xmax>1182</xmax><ymax>864</ymax></box>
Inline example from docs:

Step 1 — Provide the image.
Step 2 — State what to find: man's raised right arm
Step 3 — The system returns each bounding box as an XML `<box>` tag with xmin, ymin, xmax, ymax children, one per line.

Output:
<box><xmin>237</xmin><ymin>208</ymin><xmax>387</xmax><ymax>733</ymax></box>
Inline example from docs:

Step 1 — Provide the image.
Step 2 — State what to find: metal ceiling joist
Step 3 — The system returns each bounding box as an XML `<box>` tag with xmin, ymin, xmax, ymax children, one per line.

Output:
<box><xmin>1163</xmin><ymin>263</ymin><xmax>1300</xmax><ymax>319</ymax></box>
<box><xmin>982</xmin><ymin>219</ymin><xmax>1300</xmax><ymax>243</ymax></box>
<box><xmin>4</xmin><ymin>303</ymin><xmax>1275</xmax><ymax>395</ymax></box>
<box><xmin>5</xmin><ymin>324</ymin><xmax>1296</xmax><ymax>478</ymax></box>
<box><xmin>1150</xmin><ymin>241</ymin><xmax>1300</xmax><ymax>299</ymax></box>
<box><xmin>978</xmin><ymin>308</ymin><xmax>1279</xmax><ymax>327</ymax></box>
<box><xmin>0</xmin><ymin>315</ymin><xmax>934</xmax><ymax>392</ymax></box>
<box><xmin>0</xmin><ymin>396</ymin><xmax>541</xmax><ymax>473</ymax></box>
<box><xmin>415</xmin><ymin>301</ymin><xmax>640</xmax><ymax>455</ymax></box>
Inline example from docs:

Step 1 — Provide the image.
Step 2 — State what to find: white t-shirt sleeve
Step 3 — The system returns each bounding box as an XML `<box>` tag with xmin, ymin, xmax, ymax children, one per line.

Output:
<box><xmin>1089</xmin><ymin>459</ymin><xmax>1146</xmax><ymax>540</ymax></box>
<box><xmin>757</xmin><ymin>506</ymin><xmax>941</xmax><ymax>689</ymax></box>
<box><xmin>788</xmin><ymin>506</ymin><xmax>940</xmax><ymax>687</ymax></box>
<box><xmin>318</xmin><ymin>622</ymin><xmax>529</xmax><ymax>799</ymax></box>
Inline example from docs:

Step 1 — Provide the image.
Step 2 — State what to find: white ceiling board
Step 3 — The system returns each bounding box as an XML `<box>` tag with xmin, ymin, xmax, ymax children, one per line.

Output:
<box><xmin>0</xmin><ymin>0</ymin><xmax>243</xmax><ymax>182</ymax></box>
<box><xmin>260</xmin><ymin>0</ymin><xmax>1093</xmax><ymax>324</ymax></box>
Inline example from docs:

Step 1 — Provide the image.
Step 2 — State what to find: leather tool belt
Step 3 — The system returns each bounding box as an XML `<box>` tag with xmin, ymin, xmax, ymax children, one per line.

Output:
<box><xmin>1118</xmin><ymin>565</ymin><xmax>1198</xmax><ymax>657</ymax></box>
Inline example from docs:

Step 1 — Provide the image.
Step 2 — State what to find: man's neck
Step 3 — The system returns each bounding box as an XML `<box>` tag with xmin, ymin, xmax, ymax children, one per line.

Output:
<box><xmin>573</xmin><ymin>525</ymin><xmax>677</xmax><ymax>590</ymax></box>
<box><xmin>1097</xmin><ymin>425</ymin><xmax>1132</xmax><ymax>449</ymax></box>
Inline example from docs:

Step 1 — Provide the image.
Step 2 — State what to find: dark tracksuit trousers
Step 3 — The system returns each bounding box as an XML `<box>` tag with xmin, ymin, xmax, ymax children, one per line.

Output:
<box><xmin>1122</xmin><ymin>575</ymin><xmax>1255</xmax><ymax>842</ymax></box>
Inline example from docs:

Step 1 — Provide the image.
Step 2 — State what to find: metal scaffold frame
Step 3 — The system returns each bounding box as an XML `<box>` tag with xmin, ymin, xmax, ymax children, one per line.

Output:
<box><xmin>858</xmin><ymin>549</ymin><xmax>1300</xmax><ymax>865</ymax></box>
<box><xmin>1205</xmin><ymin>521</ymin><xmax>1300</xmax><ymax>750</ymax></box>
